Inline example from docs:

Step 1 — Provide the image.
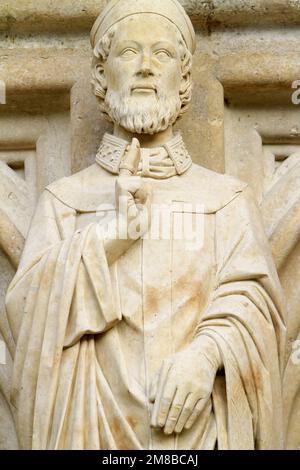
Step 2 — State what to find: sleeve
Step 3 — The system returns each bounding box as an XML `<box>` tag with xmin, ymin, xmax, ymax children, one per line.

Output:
<box><xmin>196</xmin><ymin>186</ymin><xmax>286</xmax><ymax>450</ymax></box>
<box><xmin>6</xmin><ymin>189</ymin><xmax>121</xmax><ymax>346</ymax></box>
<box><xmin>5</xmin><ymin>189</ymin><xmax>122</xmax><ymax>448</ymax></box>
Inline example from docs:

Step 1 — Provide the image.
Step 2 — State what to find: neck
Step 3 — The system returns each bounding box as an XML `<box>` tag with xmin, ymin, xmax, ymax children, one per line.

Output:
<box><xmin>113</xmin><ymin>124</ymin><xmax>174</xmax><ymax>148</ymax></box>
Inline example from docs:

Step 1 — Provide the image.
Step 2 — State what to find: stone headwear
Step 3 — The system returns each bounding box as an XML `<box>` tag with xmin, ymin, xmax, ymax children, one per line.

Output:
<box><xmin>90</xmin><ymin>0</ymin><xmax>196</xmax><ymax>55</ymax></box>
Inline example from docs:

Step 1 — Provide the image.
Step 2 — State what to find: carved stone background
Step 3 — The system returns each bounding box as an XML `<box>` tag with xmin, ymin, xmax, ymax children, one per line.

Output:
<box><xmin>0</xmin><ymin>0</ymin><xmax>300</xmax><ymax>449</ymax></box>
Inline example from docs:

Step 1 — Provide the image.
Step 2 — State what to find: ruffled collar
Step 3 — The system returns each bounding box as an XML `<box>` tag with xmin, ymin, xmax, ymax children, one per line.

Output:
<box><xmin>95</xmin><ymin>132</ymin><xmax>192</xmax><ymax>179</ymax></box>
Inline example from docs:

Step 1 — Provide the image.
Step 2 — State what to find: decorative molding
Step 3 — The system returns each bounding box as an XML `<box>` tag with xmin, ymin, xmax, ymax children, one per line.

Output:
<box><xmin>180</xmin><ymin>0</ymin><xmax>300</xmax><ymax>26</ymax></box>
<box><xmin>0</xmin><ymin>1</ymin><xmax>300</xmax><ymax>37</ymax></box>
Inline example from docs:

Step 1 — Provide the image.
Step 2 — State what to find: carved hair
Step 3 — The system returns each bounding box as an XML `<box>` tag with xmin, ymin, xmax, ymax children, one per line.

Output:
<box><xmin>91</xmin><ymin>24</ymin><xmax>193</xmax><ymax>123</ymax></box>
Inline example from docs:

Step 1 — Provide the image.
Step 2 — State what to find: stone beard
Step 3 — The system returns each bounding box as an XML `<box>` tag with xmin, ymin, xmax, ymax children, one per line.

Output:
<box><xmin>104</xmin><ymin>83</ymin><xmax>182</xmax><ymax>135</ymax></box>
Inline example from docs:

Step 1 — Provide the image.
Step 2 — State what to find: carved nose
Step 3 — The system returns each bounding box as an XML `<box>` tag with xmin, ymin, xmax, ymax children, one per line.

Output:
<box><xmin>138</xmin><ymin>55</ymin><xmax>154</xmax><ymax>77</ymax></box>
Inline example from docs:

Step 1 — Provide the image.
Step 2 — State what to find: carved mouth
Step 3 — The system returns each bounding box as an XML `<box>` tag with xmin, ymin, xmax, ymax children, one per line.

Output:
<box><xmin>131</xmin><ymin>84</ymin><xmax>157</xmax><ymax>94</ymax></box>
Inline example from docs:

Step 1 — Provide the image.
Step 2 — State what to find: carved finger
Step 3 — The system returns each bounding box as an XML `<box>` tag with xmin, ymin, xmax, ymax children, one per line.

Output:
<box><xmin>174</xmin><ymin>394</ymin><xmax>198</xmax><ymax>434</ymax></box>
<box><xmin>184</xmin><ymin>397</ymin><xmax>210</xmax><ymax>430</ymax></box>
<box><xmin>116</xmin><ymin>175</ymin><xmax>142</xmax><ymax>196</ymax></box>
<box><xmin>115</xmin><ymin>176</ymin><xmax>142</xmax><ymax>219</ymax></box>
<box><xmin>119</xmin><ymin>138</ymin><xmax>141</xmax><ymax>176</ymax></box>
<box><xmin>156</xmin><ymin>381</ymin><xmax>177</xmax><ymax>428</ymax></box>
<box><xmin>150</xmin><ymin>360</ymin><xmax>172</xmax><ymax>428</ymax></box>
<box><xmin>134</xmin><ymin>182</ymin><xmax>152</xmax><ymax>205</ymax></box>
<box><xmin>164</xmin><ymin>389</ymin><xmax>188</xmax><ymax>435</ymax></box>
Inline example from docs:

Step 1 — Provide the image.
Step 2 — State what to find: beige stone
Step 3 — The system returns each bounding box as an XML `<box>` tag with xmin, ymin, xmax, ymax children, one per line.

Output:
<box><xmin>0</xmin><ymin>0</ymin><xmax>300</xmax><ymax>451</ymax></box>
<box><xmin>1</xmin><ymin>0</ymin><xmax>287</xmax><ymax>450</ymax></box>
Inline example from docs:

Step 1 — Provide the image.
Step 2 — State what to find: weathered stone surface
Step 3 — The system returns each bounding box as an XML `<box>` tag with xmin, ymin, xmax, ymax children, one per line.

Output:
<box><xmin>0</xmin><ymin>0</ymin><xmax>299</xmax><ymax>450</ymax></box>
<box><xmin>1</xmin><ymin>1</ymin><xmax>300</xmax><ymax>34</ymax></box>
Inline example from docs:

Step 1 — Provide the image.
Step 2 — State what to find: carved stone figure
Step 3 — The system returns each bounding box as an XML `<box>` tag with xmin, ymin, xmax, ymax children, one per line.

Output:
<box><xmin>5</xmin><ymin>0</ymin><xmax>286</xmax><ymax>450</ymax></box>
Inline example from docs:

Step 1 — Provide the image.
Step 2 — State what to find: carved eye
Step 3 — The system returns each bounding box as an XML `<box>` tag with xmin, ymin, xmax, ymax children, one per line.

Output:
<box><xmin>120</xmin><ymin>48</ymin><xmax>138</xmax><ymax>59</ymax></box>
<box><xmin>154</xmin><ymin>50</ymin><xmax>172</xmax><ymax>60</ymax></box>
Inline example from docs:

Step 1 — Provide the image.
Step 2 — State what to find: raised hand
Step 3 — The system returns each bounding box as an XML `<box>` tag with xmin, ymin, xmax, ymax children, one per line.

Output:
<box><xmin>103</xmin><ymin>138</ymin><xmax>152</xmax><ymax>265</ymax></box>
<box><xmin>116</xmin><ymin>138</ymin><xmax>152</xmax><ymax>240</ymax></box>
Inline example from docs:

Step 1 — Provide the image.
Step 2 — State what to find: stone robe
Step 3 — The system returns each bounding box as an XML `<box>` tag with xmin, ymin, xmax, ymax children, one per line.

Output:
<box><xmin>5</xmin><ymin>154</ymin><xmax>286</xmax><ymax>450</ymax></box>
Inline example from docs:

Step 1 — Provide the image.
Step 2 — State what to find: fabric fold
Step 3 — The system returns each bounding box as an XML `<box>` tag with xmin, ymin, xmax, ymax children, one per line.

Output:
<box><xmin>197</xmin><ymin>187</ymin><xmax>285</xmax><ymax>449</ymax></box>
<box><xmin>5</xmin><ymin>166</ymin><xmax>285</xmax><ymax>450</ymax></box>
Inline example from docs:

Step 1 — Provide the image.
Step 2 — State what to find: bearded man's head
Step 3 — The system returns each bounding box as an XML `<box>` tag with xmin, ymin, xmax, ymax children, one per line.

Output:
<box><xmin>90</xmin><ymin>0</ymin><xmax>195</xmax><ymax>135</ymax></box>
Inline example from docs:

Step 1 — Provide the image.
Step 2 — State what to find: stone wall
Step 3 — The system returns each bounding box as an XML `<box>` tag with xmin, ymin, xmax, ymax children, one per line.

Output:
<box><xmin>0</xmin><ymin>0</ymin><xmax>299</xmax><ymax>449</ymax></box>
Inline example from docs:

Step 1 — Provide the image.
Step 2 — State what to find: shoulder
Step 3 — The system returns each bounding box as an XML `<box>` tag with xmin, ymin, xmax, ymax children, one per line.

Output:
<box><xmin>45</xmin><ymin>164</ymin><xmax>117</xmax><ymax>212</ymax></box>
<box><xmin>180</xmin><ymin>163</ymin><xmax>248</xmax><ymax>213</ymax></box>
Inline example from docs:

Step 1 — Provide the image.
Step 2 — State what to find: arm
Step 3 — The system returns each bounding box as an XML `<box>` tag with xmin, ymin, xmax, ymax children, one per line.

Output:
<box><xmin>6</xmin><ymin>138</ymin><xmax>152</xmax><ymax>347</ymax></box>
<box><xmin>5</xmin><ymin>189</ymin><xmax>122</xmax><ymax>347</ymax></box>
<box><xmin>5</xmin><ymin>139</ymin><xmax>151</xmax><ymax>449</ymax></box>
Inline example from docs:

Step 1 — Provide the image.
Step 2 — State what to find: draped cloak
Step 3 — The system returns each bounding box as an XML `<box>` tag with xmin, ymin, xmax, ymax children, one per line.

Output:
<box><xmin>5</xmin><ymin>157</ymin><xmax>286</xmax><ymax>450</ymax></box>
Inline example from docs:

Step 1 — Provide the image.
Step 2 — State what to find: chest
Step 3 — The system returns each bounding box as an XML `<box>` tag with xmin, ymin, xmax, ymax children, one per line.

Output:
<box><xmin>75</xmin><ymin>188</ymin><xmax>217</xmax><ymax>323</ymax></box>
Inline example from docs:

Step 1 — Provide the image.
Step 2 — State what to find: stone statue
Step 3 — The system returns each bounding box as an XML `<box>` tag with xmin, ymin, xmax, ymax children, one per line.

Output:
<box><xmin>5</xmin><ymin>0</ymin><xmax>286</xmax><ymax>450</ymax></box>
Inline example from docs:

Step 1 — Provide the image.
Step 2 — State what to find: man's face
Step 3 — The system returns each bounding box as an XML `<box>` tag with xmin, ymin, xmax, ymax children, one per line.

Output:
<box><xmin>103</xmin><ymin>14</ymin><xmax>184</xmax><ymax>134</ymax></box>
